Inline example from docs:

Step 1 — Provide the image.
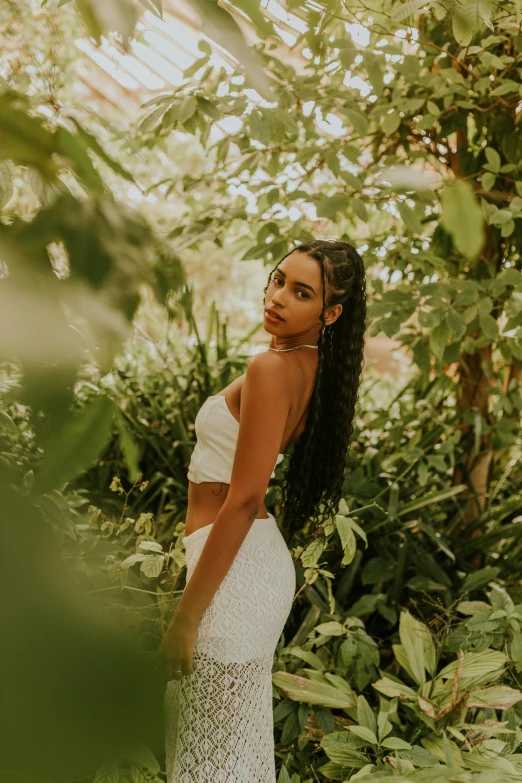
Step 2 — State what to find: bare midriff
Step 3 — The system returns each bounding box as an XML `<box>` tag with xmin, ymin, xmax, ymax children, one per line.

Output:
<box><xmin>184</xmin><ymin>354</ymin><xmax>317</xmax><ymax>538</ymax></box>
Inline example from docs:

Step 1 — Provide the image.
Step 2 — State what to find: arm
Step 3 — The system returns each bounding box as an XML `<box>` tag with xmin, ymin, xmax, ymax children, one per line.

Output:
<box><xmin>172</xmin><ymin>351</ymin><xmax>291</xmax><ymax>627</ymax></box>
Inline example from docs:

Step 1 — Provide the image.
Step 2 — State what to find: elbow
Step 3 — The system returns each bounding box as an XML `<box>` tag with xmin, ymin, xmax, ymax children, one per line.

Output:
<box><xmin>225</xmin><ymin>492</ymin><xmax>264</xmax><ymax>519</ymax></box>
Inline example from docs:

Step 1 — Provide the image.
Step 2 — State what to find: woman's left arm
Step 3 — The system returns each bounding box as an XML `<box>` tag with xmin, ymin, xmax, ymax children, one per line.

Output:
<box><xmin>159</xmin><ymin>352</ymin><xmax>291</xmax><ymax>679</ymax></box>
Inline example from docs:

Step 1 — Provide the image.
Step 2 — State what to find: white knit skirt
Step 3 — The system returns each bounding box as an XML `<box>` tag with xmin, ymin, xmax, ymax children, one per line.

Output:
<box><xmin>164</xmin><ymin>513</ymin><xmax>296</xmax><ymax>783</ymax></box>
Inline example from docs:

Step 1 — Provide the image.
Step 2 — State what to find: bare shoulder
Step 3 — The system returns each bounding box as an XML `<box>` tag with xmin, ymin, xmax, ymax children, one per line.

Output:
<box><xmin>243</xmin><ymin>351</ymin><xmax>294</xmax><ymax>402</ymax></box>
<box><xmin>244</xmin><ymin>350</ymin><xmax>293</xmax><ymax>394</ymax></box>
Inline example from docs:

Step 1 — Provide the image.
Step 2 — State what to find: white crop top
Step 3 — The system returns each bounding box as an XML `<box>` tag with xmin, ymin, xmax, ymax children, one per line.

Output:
<box><xmin>187</xmin><ymin>395</ymin><xmax>284</xmax><ymax>494</ymax></box>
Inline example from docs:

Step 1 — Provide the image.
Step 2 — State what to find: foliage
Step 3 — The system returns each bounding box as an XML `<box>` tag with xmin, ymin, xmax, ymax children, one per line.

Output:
<box><xmin>2</xmin><ymin>0</ymin><xmax>522</xmax><ymax>781</ymax></box>
<box><xmin>272</xmin><ymin>588</ymin><xmax>522</xmax><ymax>780</ymax></box>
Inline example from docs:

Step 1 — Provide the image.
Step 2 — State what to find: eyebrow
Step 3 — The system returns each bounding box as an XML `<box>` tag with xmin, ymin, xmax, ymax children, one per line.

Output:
<box><xmin>276</xmin><ymin>268</ymin><xmax>316</xmax><ymax>294</ymax></box>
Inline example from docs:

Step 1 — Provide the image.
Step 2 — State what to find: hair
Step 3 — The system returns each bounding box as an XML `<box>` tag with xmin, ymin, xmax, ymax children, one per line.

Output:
<box><xmin>263</xmin><ymin>239</ymin><xmax>367</xmax><ymax>546</ymax></box>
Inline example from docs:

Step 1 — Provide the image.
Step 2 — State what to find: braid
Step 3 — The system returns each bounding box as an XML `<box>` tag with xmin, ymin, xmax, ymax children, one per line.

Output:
<box><xmin>262</xmin><ymin>239</ymin><xmax>367</xmax><ymax>545</ymax></box>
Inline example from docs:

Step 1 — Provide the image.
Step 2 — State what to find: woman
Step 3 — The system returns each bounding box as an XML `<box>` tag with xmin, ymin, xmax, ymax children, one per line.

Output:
<box><xmin>161</xmin><ymin>239</ymin><xmax>367</xmax><ymax>782</ymax></box>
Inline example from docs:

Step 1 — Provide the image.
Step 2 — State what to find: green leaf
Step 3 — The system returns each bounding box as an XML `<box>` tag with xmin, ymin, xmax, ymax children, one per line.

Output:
<box><xmin>0</xmin><ymin>159</ymin><xmax>14</xmax><ymax>209</ymax></box>
<box><xmin>479</xmin><ymin>312</ymin><xmax>499</xmax><ymax>341</ymax></box>
<box><xmin>340</xmin><ymin>171</ymin><xmax>362</xmax><ymax>191</ymax></box>
<box><xmin>140</xmin><ymin>554</ymin><xmax>164</xmax><ymax>578</ymax></box>
<box><xmin>372</xmin><ymin>676</ymin><xmax>417</xmax><ymax>700</ymax></box>
<box><xmin>381</xmin><ymin>111</ymin><xmax>401</xmax><ymax>136</ymax></box>
<box><xmin>272</xmin><ymin>671</ymin><xmax>356</xmax><ymax>709</ymax></box>
<box><xmin>315</xmin><ymin>622</ymin><xmax>346</xmax><ymax>636</ymax></box>
<box><xmin>34</xmin><ymin>395</ymin><xmax>116</xmax><ymax>495</ymax></box>
<box><xmin>381</xmin><ymin>736</ymin><xmax>412</xmax><ymax>750</ymax></box>
<box><xmin>114</xmin><ymin>411</ymin><xmax>140</xmax><ymax>482</ymax></box>
<box><xmin>320</xmin><ymin>732</ymin><xmax>370</xmax><ymax>767</ymax></box>
<box><xmin>120</xmin><ymin>553</ymin><xmax>147</xmax><ymax>569</ymax></box>
<box><xmin>398</xmin><ymin>610</ymin><xmax>437</xmax><ymax>684</ymax></box>
<box><xmin>287</xmin><ymin>647</ymin><xmax>324</xmax><ymax>670</ymax></box>
<box><xmin>446</xmin><ymin>308</ymin><xmax>467</xmax><ymax>338</ymax></box>
<box><xmin>510</xmin><ymin>632</ymin><xmax>522</xmax><ymax>673</ymax></box>
<box><xmin>461</xmin><ymin>566</ymin><xmax>500</xmax><ymax>593</ymax></box>
<box><xmin>438</xmin><ymin>650</ymin><xmax>507</xmax><ymax>682</ymax></box>
<box><xmin>397</xmin><ymin>484</ymin><xmax>467</xmax><ymax>515</ymax></box>
<box><xmin>484</xmin><ymin>147</ymin><xmax>501</xmax><ymax>171</ymax></box>
<box><xmin>341</xmin><ymin>108</ymin><xmax>368</xmax><ymax>137</ymax></box>
<box><xmin>316</xmin><ymin>194</ymin><xmax>350</xmax><ymax>219</ymax></box>
<box><xmin>348</xmin><ymin>725</ymin><xmax>378</xmax><ymax>745</ymax></box>
<box><xmin>468</xmin><ymin>685</ymin><xmax>522</xmax><ymax>709</ymax></box>
<box><xmin>452</xmin><ymin>4</ymin><xmax>479</xmax><ymax>46</ymax></box>
<box><xmin>138</xmin><ymin>541</ymin><xmax>163</xmax><ymax>553</ymax></box>
<box><xmin>397</xmin><ymin>201</ymin><xmax>423</xmax><ymax>234</ymax></box>
<box><xmin>301</xmin><ymin>537</ymin><xmax>325</xmax><ymax>567</ymax></box>
<box><xmin>177</xmin><ymin>95</ymin><xmax>198</xmax><ymax>125</ymax></box>
<box><xmin>92</xmin><ymin>761</ymin><xmax>121</xmax><ymax>783</ymax></box>
<box><xmin>66</xmin><ymin>117</ymin><xmax>136</xmax><ymax>183</ymax></box>
<box><xmin>357</xmin><ymin>694</ymin><xmax>377</xmax><ymax>736</ymax></box>
<box><xmin>440</xmin><ymin>180</ymin><xmax>485</xmax><ymax>259</ymax></box>
<box><xmin>0</xmin><ymin>408</ymin><xmax>17</xmax><ymax>434</ymax></box>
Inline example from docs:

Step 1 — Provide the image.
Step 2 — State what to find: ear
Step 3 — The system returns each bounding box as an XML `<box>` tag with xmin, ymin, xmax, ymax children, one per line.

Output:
<box><xmin>324</xmin><ymin>303</ymin><xmax>343</xmax><ymax>326</ymax></box>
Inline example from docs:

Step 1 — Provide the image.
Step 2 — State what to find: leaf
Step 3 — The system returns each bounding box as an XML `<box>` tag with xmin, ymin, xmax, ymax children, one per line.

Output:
<box><xmin>357</xmin><ymin>694</ymin><xmax>377</xmax><ymax>736</ymax></box>
<box><xmin>320</xmin><ymin>732</ymin><xmax>370</xmax><ymax>767</ymax></box>
<box><xmin>391</xmin><ymin>0</ymin><xmax>434</xmax><ymax>22</ymax></box>
<box><xmin>397</xmin><ymin>484</ymin><xmax>467</xmax><ymax>515</ymax></box>
<box><xmin>272</xmin><ymin>671</ymin><xmax>356</xmax><ymax>709</ymax></box>
<box><xmin>315</xmin><ymin>622</ymin><xmax>346</xmax><ymax>636</ymax></box>
<box><xmin>479</xmin><ymin>312</ymin><xmax>499</xmax><ymax>341</ymax></box>
<box><xmin>301</xmin><ymin>537</ymin><xmax>325</xmax><ymax>567</ymax></box>
<box><xmin>114</xmin><ymin>411</ymin><xmax>140</xmax><ymax>482</ymax></box>
<box><xmin>34</xmin><ymin>395</ymin><xmax>116</xmax><ymax>495</ymax></box>
<box><xmin>485</xmin><ymin>147</ymin><xmax>501</xmax><ymax>172</ymax></box>
<box><xmin>348</xmin><ymin>725</ymin><xmax>378</xmax><ymax>745</ymax></box>
<box><xmin>440</xmin><ymin>180</ymin><xmax>485</xmax><ymax>259</ymax></box>
<box><xmin>287</xmin><ymin>648</ymin><xmax>324</xmax><ymax>670</ymax></box>
<box><xmin>342</xmin><ymin>108</ymin><xmax>368</xmax><ymax>137</ymax></box>
<box><xmin>468</xmin><ymin>685</ymin><xmax>522</xmax><ymax>709</ymax></box>
<box><xmin>183</xmin><ymin>0</ymin><xmax>275</xmax><ymax>101</ymax></box>
<box><xmin>0</xmin><ymin>159</ymin><xmax>15</xmax><ymax>209</ymax></box>
<box><xmin>92</xmin><ymin>761</ymin><xmax>121</xmax><ymax>783</ymax></box>
<box><xmin>446</xmin><ymin>308</ymin><xmax>467</xmax><ymax>338</ymax></box>
<box><xmin>120</xmin><ymin>553</ymin><xmax>147</xmax><ymax>569</ymax></box>
<box><xmin>381</xmin><ymin>736</ymin><xmax>412</xmax><ymax>750</ymax></box>
<box><xmin>438</xmin><ymin>650</ymin><xmax>507</xmax><ymax>681</ymax></box>
<box><xmin>140</xmin><ymin>554</ymin><xmax>164</xmax><ymax>578</ymax></box>
<box><xmin>316</xmin><ymin>194</ymin><xmax>350</xmax><ymax>219</ymax></box>
<box><xmin>509</xmin><ymin>632</ymin><xmax>522</xmax><ymax>673</ymax></box>
<box><xmin>138</xmin><ymin>541</ymin><xmax>163</xmax><ymax>553</ymax></box>
<box><xmin>0</xmin><ymin>408</ymin><xmax>17</xmax><ymax>434</ymax></box>
<box><xmin>397</xmin><ymin>201</ymin><xmax>423</xmax><ymax>234</ymax></box>
<box><xmin>335</xmin><ymin>514</ymin><xmax>357</xmax><ymax>565</ymax></box>
<box><xmin>177</xmin><ymin>96</ymin><xmax>198</xmax><ymax>125</ymax></box>
<box><xmin>452</xmin><ymin>4</ymin><xmax>479</xmax><ymax>46</ymax></box>
<box><xmin>399</xmin><ymin>611</ymin><xmax>437</xmax><ymax>683</ymax></box>
<box><xmin>372</xmin><ymin>676</ymin><xmax>417</xmax><ymax>700</ymax></box>
<box><xmin>66</xmin><ymin>117</ymin><xmax>136</xmax><ymax>183</ymax></box>
<box><xmin>381</xmin><ymin>111</ymin><xmax>401</xmax><ymax>136</ymax></box>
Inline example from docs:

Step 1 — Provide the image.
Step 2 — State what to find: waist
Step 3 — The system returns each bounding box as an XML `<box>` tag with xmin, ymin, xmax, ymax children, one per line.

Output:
<box><xmin>186</xmin><ymin>479</ymin><xmax>270</xmax><ymax>536</ymax></box>
<box><xmin>183</xmin><ymin>512</ymin><xmax>278</xmax><ymax>550</ymax></box>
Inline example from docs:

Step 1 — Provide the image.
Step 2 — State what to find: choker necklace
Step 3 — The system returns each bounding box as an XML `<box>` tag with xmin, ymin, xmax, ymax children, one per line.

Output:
<box><xmin>267</xmin><ymin>344</ymin><xmax>318</xmax><ymax>352</ymax></box>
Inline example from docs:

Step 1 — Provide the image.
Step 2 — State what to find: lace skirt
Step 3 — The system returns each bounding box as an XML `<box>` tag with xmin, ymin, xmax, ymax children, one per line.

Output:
<box><xmin>164</xmin><ymin>513</ymin><xmax>296</xmax><ymax>783</ymax></box>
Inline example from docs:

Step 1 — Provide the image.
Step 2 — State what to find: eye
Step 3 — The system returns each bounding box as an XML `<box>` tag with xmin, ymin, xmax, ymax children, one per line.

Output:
<box><xmin>273</xmin><ymin>276</ymin><xmax>309</xmax><ymax>299</ymax></box>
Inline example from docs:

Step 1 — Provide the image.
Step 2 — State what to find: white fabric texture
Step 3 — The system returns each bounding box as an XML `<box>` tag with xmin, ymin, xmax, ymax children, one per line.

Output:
<box><xmin>164</xmin><ymin>513</ymin><xmax>296</xmax><ymax>782</ymax></box>
<box><xmin>186</xmin><ymin>395</ymin><xmax>285</xmax><ymax>492</ymax></box>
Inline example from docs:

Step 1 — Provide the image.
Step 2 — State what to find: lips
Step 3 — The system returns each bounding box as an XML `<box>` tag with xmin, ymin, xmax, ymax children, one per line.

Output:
<box><xmin>266</xmin><ymin>308</ymin><xmax>285</xmax><ymax>321</ymax></box>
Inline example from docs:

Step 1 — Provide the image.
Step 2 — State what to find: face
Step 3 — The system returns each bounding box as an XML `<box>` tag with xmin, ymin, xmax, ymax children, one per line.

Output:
<box><xmin>263</xmin><ymin>251</ymin><xmax>343</xmax><ymax>336</ymax></box>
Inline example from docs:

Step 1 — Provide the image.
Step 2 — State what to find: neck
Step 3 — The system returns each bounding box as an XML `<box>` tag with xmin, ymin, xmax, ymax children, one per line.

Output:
<box><xmin>269</xmin><ymin>335</ymin><xmax>320</xmax><ymax>351</ymax></box>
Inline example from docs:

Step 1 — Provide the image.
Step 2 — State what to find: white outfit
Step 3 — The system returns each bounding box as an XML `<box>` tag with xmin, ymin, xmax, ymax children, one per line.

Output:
<box><xmin>164</xmin><ymin>394</ymin><xmax>295</xmax><ymax>782</ymax></box>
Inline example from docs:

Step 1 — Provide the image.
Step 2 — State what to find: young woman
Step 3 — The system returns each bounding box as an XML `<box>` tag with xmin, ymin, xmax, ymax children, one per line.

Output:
<box><xmin>161</xmin><ymin>239</ymin><xmax>367</xmax><ymax>782</ymax></box>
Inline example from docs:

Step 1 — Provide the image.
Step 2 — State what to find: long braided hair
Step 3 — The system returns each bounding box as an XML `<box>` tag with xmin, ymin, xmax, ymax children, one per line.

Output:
<box><xmin>263</xmin><ymin>239</ymin><xmax>367</xmax><ymax>545</ymax></box>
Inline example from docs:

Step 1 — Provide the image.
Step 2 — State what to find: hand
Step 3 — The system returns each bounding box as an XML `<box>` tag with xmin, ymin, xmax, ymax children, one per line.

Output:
<box><xmin>159</xmin><ymin>613</ymin><xmax>199</xmax><ymax>681</ymax></box>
